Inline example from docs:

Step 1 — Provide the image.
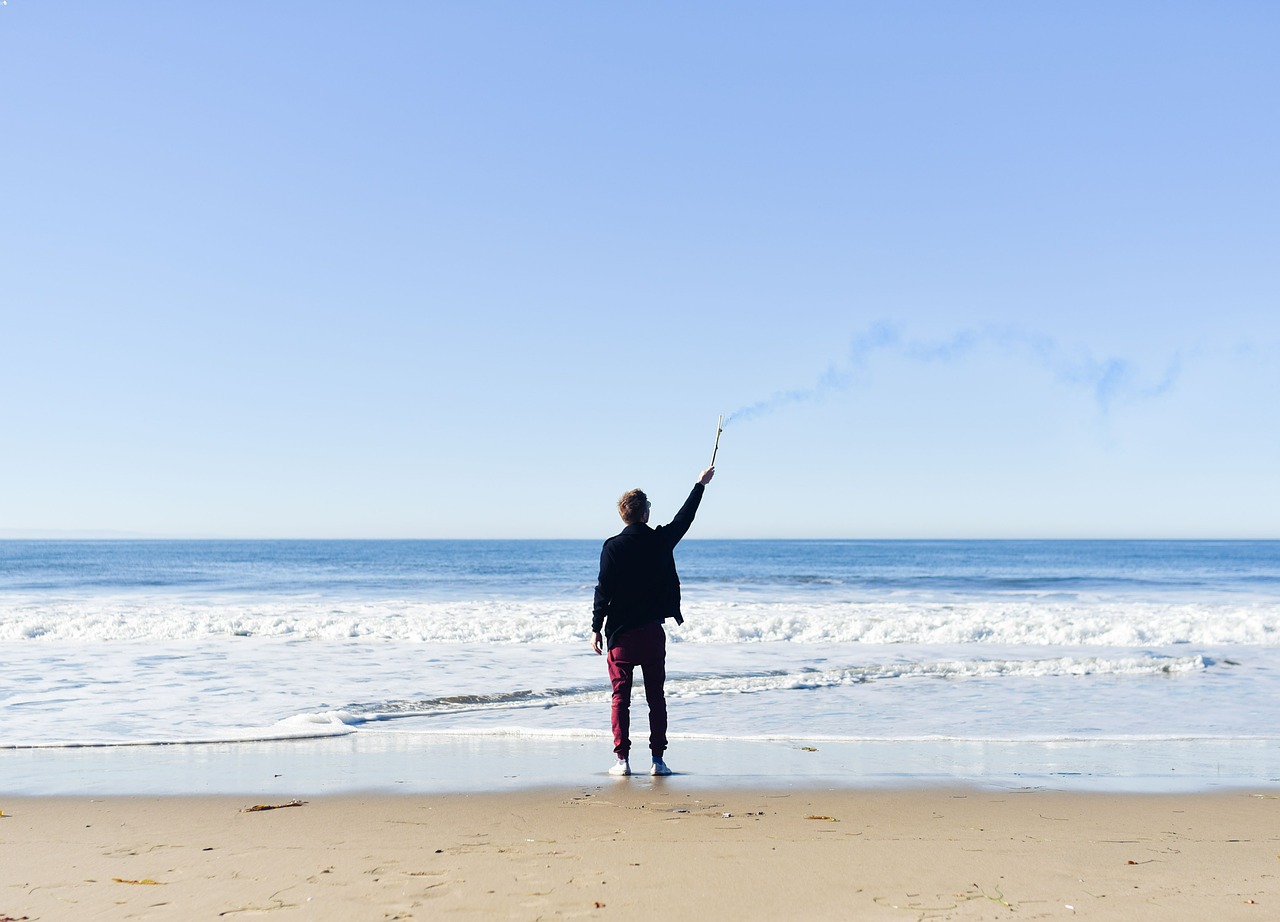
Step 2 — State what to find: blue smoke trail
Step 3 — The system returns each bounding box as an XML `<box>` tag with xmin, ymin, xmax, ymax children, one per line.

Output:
<box><xmin>725</xmin><ymin>324</ymin><xmax>1183</xmax><ymax>425</ymax></box>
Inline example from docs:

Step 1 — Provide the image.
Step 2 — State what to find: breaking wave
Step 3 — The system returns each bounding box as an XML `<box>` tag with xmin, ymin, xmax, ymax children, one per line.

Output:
<box><xmin>2</xmin><ymin>597</ymin><xmax>1277</xmax><ymax>646</ymax></box>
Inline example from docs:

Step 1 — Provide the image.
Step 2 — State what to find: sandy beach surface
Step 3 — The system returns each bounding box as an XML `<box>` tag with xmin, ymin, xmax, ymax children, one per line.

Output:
<box><xmin>2</xmin><ymin>784</ymin><xmax>1277</xmax><ymax>921</ymax></box>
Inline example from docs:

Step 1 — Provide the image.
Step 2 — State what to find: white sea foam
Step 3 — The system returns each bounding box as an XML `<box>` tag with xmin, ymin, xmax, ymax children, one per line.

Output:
<box><xmin>0</xmin><ymin>647</ymin><xmax>1218</xmax><ymax>747</ymax></box>
<box><xmin>2</xmin><ymin>723</ymin><xmax>354</xmax><ymax>750</ymax></box>
<box><xmin>2</xmin><ymin>597</ymin><xmax>1277</xmax><ymax>645</ymax></box>
<box><xmin>1</xmin><ymin>636</ymin><xmax>1231</xmax><ymax>749</ymax></box>
<box><xmin>332</xmin><ymin>652</ymin><xmax>1209</xmax><ymax>723</ymax></box>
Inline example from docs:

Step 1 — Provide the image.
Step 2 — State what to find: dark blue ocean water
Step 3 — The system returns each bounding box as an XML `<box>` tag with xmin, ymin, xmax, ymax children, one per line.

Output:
<box><xmin>1</xmin><ymin>539</ymin><xmax>1278</xmax><ymax>603</ymax></box>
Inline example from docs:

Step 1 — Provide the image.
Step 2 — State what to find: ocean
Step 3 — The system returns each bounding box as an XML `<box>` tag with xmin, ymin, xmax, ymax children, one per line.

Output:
<box><xmin>2</xmin><ymin>539</ymin><xmax>1279</xmax><ymax>789</ymax></box>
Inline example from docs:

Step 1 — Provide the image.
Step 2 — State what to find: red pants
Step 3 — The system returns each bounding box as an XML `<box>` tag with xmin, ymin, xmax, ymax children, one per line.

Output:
<box><xmin>606</xmin><ymin>621</ymin><xmax>667</xmax><ymax>758</ymax></box>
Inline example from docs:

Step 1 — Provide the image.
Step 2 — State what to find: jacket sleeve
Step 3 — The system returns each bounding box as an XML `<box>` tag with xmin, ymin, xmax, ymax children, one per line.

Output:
<box><xmin>659</xmin><ymin>482</ymin><xmax>705</xmax><ymax>548</ymax></box>
<box><xmin>591</xmin><ymin>542</ymin><xmax>612</xmax><ymax>633</ymax></box>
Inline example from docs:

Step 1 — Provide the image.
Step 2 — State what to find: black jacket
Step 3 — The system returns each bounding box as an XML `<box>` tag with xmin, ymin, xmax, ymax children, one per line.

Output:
<box><xmin>592</xmin><ymin>482</ymin><xmax>705</xmax><ymax>647</ymax></box>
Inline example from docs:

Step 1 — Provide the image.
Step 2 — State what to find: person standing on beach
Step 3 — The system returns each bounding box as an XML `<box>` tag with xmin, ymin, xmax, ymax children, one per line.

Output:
<box><xmin>592</xmin><ymin>465</ymin><xmax>715</xmax><ymax>777</ymax></box>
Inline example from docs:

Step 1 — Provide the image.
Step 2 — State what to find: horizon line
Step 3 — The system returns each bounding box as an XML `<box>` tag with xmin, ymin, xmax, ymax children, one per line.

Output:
<box><xmin>1</xmin><ymin>533</ymin><xmax>1277</xmax><ymax>543</ymax></box>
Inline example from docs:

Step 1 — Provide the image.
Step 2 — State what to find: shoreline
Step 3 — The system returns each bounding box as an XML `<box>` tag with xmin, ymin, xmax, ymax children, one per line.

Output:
<box><xmin>4</xmin><ymin>732</ymin><xmax>1279</xmax><ymax>798</ymax></box>
<box><xmin>3</xmin><ymin>786</ymin><xmax>1277</xmax><ymax>920</ymax></box>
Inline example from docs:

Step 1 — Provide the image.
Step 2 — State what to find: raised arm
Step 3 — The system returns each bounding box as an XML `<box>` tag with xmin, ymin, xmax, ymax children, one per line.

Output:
<box><xmin>661</xmin><ymin>467</ymin><xmax>715</xmax><ymax>546</ymax></box>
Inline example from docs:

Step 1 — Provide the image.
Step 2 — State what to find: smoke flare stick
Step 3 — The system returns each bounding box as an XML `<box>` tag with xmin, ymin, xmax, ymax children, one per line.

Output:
<box><xmin>710</xmin><ymin>414</ymin><xmax>724</xmax><ymax>467</ymax></box>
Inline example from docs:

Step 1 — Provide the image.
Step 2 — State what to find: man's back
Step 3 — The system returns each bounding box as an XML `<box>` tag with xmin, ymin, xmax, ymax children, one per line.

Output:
<box><xmin>592</xmin><ymin>481</ymin><xmax>705</xmax><ymax>645</ymax></box>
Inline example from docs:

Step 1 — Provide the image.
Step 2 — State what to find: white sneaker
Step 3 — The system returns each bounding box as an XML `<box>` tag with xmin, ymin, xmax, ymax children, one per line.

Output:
<box><xmin>608</xmin><ymin>758</ymin><xmax>631</xmax><ymax>776</ymax></box>
<box><xmin>650</xmin><ymin>758</ymin><xmax>672</xmax><ymax>776</ymax></box>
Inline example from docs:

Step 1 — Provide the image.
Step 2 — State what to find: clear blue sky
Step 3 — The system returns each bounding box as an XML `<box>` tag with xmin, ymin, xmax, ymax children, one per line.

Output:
<box><xmin>2</xmin><ymin>2</ymin><xmax>1277</xmax><ymax>539</ymax></box>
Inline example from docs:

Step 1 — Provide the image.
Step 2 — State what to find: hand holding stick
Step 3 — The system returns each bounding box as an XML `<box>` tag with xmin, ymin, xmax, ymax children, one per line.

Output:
<box><xmin>698</xmin><ymin>416</ymin><xmax>722</xmax><ymax>485</ymax></box>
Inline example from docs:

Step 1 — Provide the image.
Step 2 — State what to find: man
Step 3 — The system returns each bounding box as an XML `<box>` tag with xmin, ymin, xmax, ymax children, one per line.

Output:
<box><xmin>592</xmin><ymin>465</ymin><xmax>715</xmax><ymax>777</ymax></box>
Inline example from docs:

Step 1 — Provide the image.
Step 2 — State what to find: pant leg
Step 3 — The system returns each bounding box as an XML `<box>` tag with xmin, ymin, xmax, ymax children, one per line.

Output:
<box><xmin>641</xmin><ymin>652</ymin><xmax>667</xmax><ymax>757</ymax></box>
<box><xmin>631</xmin><ymin>622</ymin><xmax>668</xmax><ymax>757</ymax></box>
<box><xmin>607</xmin><ymin>648</ymin><xmax>634</xmax><ymax>757</ymax></box>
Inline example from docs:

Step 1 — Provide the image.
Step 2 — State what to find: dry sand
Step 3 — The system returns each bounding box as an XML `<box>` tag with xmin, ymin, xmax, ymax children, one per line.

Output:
<box><xmin>2</xmin><ymin>785</ymin><xmax>1278</xmax><ymax>920</ymax></box>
